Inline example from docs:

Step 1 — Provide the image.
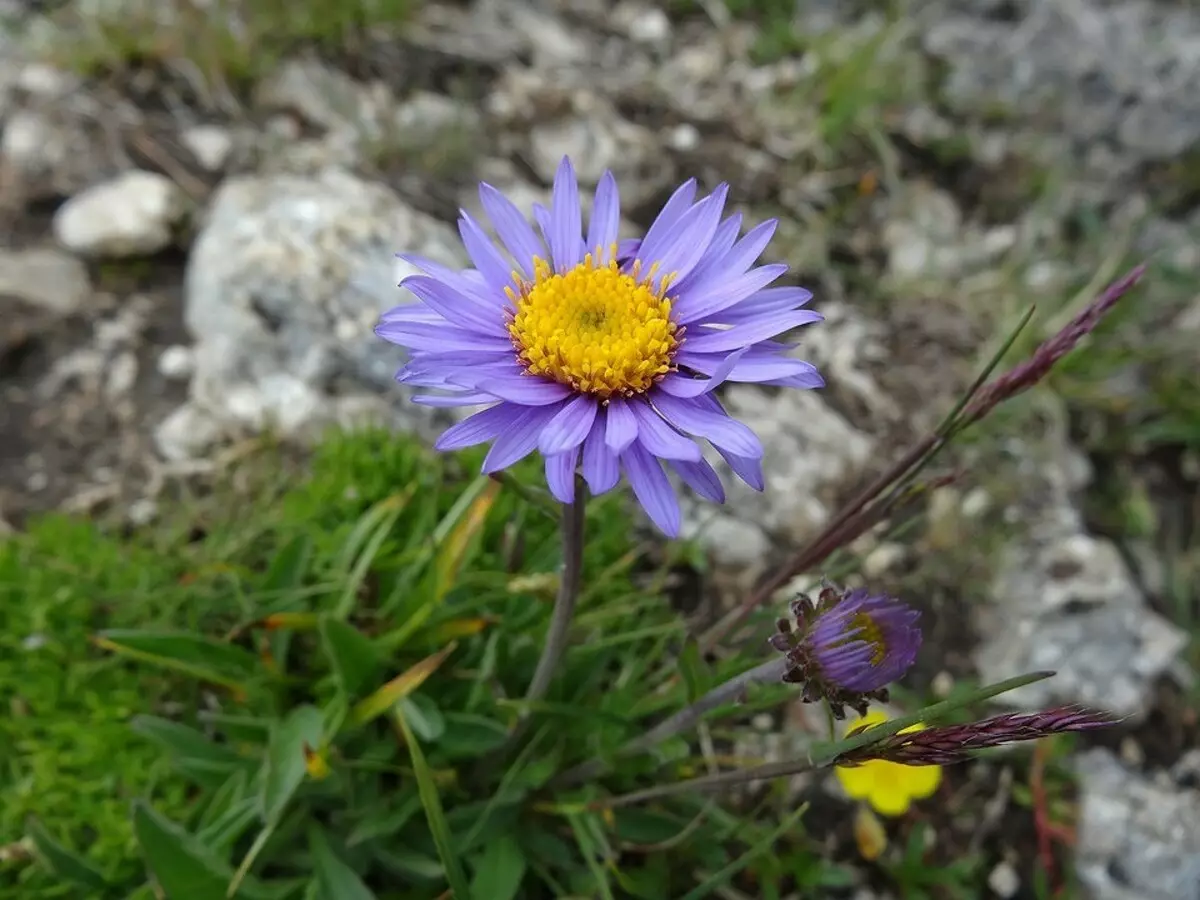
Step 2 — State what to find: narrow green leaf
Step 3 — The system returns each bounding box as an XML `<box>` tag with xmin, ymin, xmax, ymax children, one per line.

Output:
<box><xmin>680</xmin><ymin>803</ymin><xmax>809</xmax><ymax>900</ymax></box>
<box><xmin>132</xmin><ymin>716</ymin><xmax>245</xmax><ymax>770</ymax></box>
<box><xmin>96</xmin><ymin>630</ymin><xmax>260</xmax><ymax>692</ymax></box>
<box><xmin>264</xmin><ymin>534</ymin><xmax>313</xmax><ymax>591</ymax></box>
<box><xmin>347</xmin><ymin>643</ymin><xmax>456</xmax><ymax>729</ymax></box>
<box><xmin>677</xmin><ymin>638</ymin><xmax>709</xmax><ymax>704</ymax></box>
<box><xmin>319</xmin><ymin>616</ymin><xmax>379</xmax><ymax>698</ymax></box>
<box><xmin>27</xmin><ymin>819</ymin><xmax>109</xmax><ymax>890</ymax></box>
<box><xmin>261</xmin><ymin>705</ymin><xmax>324</xmax><ymax>824</ymax></box>
<box><xmin>133</xmin><ymin>802</ymin><xmax>265</xmax><ymax>900</ymax></box>
<box><xmin>334</xmin><ymin>491</ymin><xmax>412</xmax><ymax>619</ymax></box>
<box><xmin>308</xmin><ymin>826</ymin><xmax>376</xmax><ymax>900</ymax></box>
<box><xmin>397</xmin><ymin>695</ymin><xmax>445</xmax><ymax>743</ymax></box>
<box><xmin>345</xmin><ymin>794</ymin><xmax>422</xmax><ymax>847</ymax></box>
<box><xmin>469</xmin><ymin>835</ymin><xmax>525</xmax><ymax>900</ymax></box>
<box><xmin>394</xmin><ymin>708</ymin><xmax>472</xmax><ymax>900</ymax></box>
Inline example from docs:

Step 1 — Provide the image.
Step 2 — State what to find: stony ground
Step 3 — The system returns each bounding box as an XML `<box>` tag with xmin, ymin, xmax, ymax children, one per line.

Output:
<box><xmin>2</xmin><ymin>0</ymin><xmax>1200</xmax><ymax>897</ymax></box>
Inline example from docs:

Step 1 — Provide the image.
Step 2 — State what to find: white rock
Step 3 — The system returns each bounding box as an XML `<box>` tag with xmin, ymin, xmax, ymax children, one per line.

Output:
<box><xmin>157</xmin><ymin>345</ymin><xmax>195</xmax><ymax>381</ymax></box>
<box><xmin>53</xmin><ymin>171</ymin><xmax>186</xmax><ymax>258</ymax></box>
<box><xmin>154</xmin><ymin>403</ymin><xmax>224</xmax><ymax>462</ymax></box>
<box><xmin>181</xmin><ymin>125</ymin><xmax>234</xmax><ymax>172</ymax></box>
<box><xmin>0</xmin><ymin>247</ymin><xmax>91</xmax><ymax>314</ymax></box>
<box><xmin>987</xmin><ymin>861</ymin><xmax>1019</xmax><ymax>899</ymax></box>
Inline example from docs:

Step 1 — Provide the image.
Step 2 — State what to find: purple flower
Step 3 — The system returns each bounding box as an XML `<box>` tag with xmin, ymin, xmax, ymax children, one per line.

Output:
<box><xmin>808</xmin><ymin>589</ymin><xmax>921</xmax><ymax>693</ymax></box>
<box><xmin>770</xmin><ymin>585</ymin><xmax>921</xmax><ymax>717</ymax></box>
<box><xmin>376</xmin><ymin>157</ymin><xmax>822</xmax><ymax>536</ymax></box>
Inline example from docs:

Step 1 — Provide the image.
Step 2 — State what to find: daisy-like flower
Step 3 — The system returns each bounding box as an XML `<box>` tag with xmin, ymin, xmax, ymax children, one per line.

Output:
<box><xmin>770</xmin><ymin>584</ymin><xmax>921</xmax><ymax>717</ymax></box>
<box><xmin>376</xmin><ymin>157</ymin><xmax>823</xmax><ymax>536</ymax></box>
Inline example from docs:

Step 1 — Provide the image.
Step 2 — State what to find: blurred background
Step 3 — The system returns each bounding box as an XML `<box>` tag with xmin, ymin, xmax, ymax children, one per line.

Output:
<box><xmin>1</xmin><ymin>1</ymin><xmax>1198</xmax><ymax>898</ymax></box>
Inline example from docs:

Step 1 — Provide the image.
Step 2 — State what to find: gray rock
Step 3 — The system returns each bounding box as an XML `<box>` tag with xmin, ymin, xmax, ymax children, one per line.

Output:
<box><xmin>53</xmin><ymin>171</ymin><xmax>186</xmax><ymax>258</ymax></box>
<box><xmin>1076</xmin><ymin>749</ymin><xmax>1200</xmax><ymax>900</ymax></box>
<box><xmin>182</xmin><ymin>167</ymin><xmax>463</xmax><ymax>440</ymax></box>
<box><xmin>0</xmin><ymin>247</ymin><xmax>91</xmax><ymax>315</ymax></box>
<box><xmin>180</xmin><ymin>125</ymin><xmax>235</xmax><ymax>172</ymax></box>
<box><xmin>973</xmin><ymin>412</ymin><xmax>1187</xmax><ymax>718</ymax></box>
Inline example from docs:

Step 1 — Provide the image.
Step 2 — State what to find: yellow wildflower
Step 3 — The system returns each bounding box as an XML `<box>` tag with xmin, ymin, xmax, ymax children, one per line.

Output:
<box><xmin>834</xmin><ymin>710</ymin><xmax>942</xmax><ymax>817</ymax></box>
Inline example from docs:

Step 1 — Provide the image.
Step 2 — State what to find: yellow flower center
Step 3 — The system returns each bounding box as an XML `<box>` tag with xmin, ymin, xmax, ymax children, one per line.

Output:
<box><xmin>505</xmin><ymin>252</ymin><xmax>680</xmax><ymax>399</ymax></box>
<box><xmin>848</xmin><ymin>613</ymin><xmax>887</xmax><ymax>666</ymax></box>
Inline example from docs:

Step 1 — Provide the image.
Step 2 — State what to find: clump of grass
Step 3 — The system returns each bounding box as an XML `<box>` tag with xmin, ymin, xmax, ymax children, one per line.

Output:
<box><xmin>36</xmin><ymin>0</ymin><xmax>417</xmax><ymax>98</ymax></box>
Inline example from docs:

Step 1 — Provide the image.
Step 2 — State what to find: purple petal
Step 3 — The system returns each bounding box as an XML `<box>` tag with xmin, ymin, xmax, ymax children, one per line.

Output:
<box><xmin>435</xmin><ymin>403</ymin><xmax>518</xmax><ymax>451</ymax></box>
<box><xmin>678</xmin><ymin>351</ymin><xmax>823</xmax><ymax>387</ymax></box>
<box><xmin>717</xmin><ymin>447</ymin><xmax>764</xmax><ymax>491</ymax></box>
<box><xmin>549</xmin><ymin>157</ymin><xmax>582</xmax><ymax>272</ymax></box>
<box><xmin>545</xmin><ymin>446</ymin><xmax>580</xmax><ymax>503</ymax></box>
<box><xmin>480</xmin><ymin>183</ymin><xmax>545</xmax><ymax>278</ymax></box>
<box><xmin>673</xmin><ymin>264</ymin><xmax>787</xmax><ymax>324</ymax></box>
<box><xmin>616</xmin><ymin>238</ymin><xmax>641</xmax><ymax>263</ymax></box>
<box><xmin>656</xmin><ymin>348</ymin><xmax>748</xmax><ymax>399</ymax></box>
<box><xmin>587</xmin><ymin>172</ymin><xmax>620</xmax><ymax>256</ymax></box>
<box><xmin>447</xmin><ymin>372</ymin><xmax>574</xmax><ymax>405</ymax></box>
<box><xmin>684</xmin><ymin>218</ymin><xmax>778</xmax><ymax>300</ymax></box>
<box><xmin>604</xmin><ymin>397</ymin><xmax>639</xmax><ymax>453</ymax></box>
<box><xmin>761</xmin><ymin>368</ymin><xmax>826</xmax><ymax>389</ymax></box>
<box><xmin>670</xmin><ymin>457</ymin><xmax>725</xmax><ymax>503</ymax></box>
<box><xmin>379</xmin><ymin>303</ymin><xmax>444</xmax><ymax>325</ymax></box>
<box><xmin>582</xmin><ymin>415</ymin><xmax>620</xmax><ymax>494</ymax></box>
<box><xmin>376</xmin><ymin>321</ymin><xmax>515</xmax><ymax>353</ymax></box>
<box><xmin>672</xmin><ymin>213</ymin><xmax>743</xmax><ymax>294</ymax></box>
<box><xmin>652</xmin><ymin>393</ymin><xmax>764</xmax><ymax>459</ymax></box>
<box><xmin>538</xmin><ymin>394</ymin><xmax>599</xmax><ymax>455</ymax></box>
<box><xmin>682</xmin><ymin>311</ymin><xmax>823</xmax><ymax>354</ymax></box>
<box><xmin>396</xmin><ymin>254</ymin><xmax>500</xmax><ymax>307</ymax></box>
<box><xmin>653</xmin><ymin>184</ymin><xmax>729</xmax><ymax>285</ymax></box>
<box><xmin>458</xmin><ymin>213</ymin><xmax>520</xmax><ymax>294</ymax></box>
<box><xmin>622</xmin><ymin>443</ymin><xmax>681</xmax><ymax>537</ymax></box>
<box><xmin>532</xmin><ymin>203</ymin><xmax>552</xmax><ymax>245</ymax></box>
<box><xmin>635</xmin><ymin>179</ymin><xmax>697</xmax><ymax>265</ymax></box>
<box><xmin>703</xmin><ymin>286</ymin><xmax>815</xmax><ymax>325</ymax></box>
<box><xmin>402</xmin><ymin>276</ymin><xmax>508</xmax><ymax>337</ymax></box>
<box><xmin>628</xmin><ymin>400</ymin><xmax>702</xmax><ymax>461</ymax></box>
<box><xmin>481</xmin><ymin>403</ymin><xmax>565</xmax><ymax>473</ymax></box>
<box><xmin>411</xmin><ymin>392</ymin><xmax>495</xmax><ymax>408</ymax></box>
<box><xmin>397</xmin><ymin>358</ymin><xmax>516</xmax><ymax>386</ymax></box>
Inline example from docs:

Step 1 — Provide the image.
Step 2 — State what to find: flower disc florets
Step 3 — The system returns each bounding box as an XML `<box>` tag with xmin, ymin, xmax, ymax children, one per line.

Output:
<box><xmin>769</xmin><ymin>583</ymin><xmax>921</xmax><ymax>718</ymax></box>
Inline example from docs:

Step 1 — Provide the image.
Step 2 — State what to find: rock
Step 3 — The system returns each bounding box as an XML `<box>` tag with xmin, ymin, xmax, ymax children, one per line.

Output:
<box><xmin>53</xmin><ymin>171</ymin><xmax>186</xmax><ymax>258</ymax></box>
<box><xmin>986</xmin><ymin>860</ymin><xmax>1019</xmax><ymax>899</ymax></box>
<box><xmin>1076</xmin><ymin>749</ymin><xmax>1200</xmax><ymax>900</ymax></box>
<box><xmin>156</xmin><ymin>345</ymin><xmax>194</xmax><ymax>381</ymax></box>
<box><xmin>154</xmin><ymin>403</ymin><xmax>224</xmax><ymax>462</ymax></box>
<box><xmin>613</xmin><ymin>2</ymin><xmax>672</xmax><ymax>50</ymax></box>
<box><xmin>182</xmin><ymin>168</ymin><xmax>464</xmax><ymax>441</ymax></box>
<box><xmin>181</xmin><ymin>125</ymin><xmax>235</xmax><ymax>172</ymax></box>
<box><xmin>0</xmin><ymin>247</ymin><xmax>91</xmax><ymax>315</ymax></box>
<box><xmin>973</xmin><ymin>411</ymin><xmax>1187</xmax><ymax>719</ymax></box>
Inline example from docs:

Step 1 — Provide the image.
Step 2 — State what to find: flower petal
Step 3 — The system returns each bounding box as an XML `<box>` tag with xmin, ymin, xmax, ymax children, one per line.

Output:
<box><xmin>634</xmin><ymin>179</ymin><xmax>697</xmax><ymax>265</ymax></box>
<box><xmin>672</xmin><ymin>212</ymin><xmax>743</xmax><ymax>293</ymax></box>
<box><xmin>549</xmin><ymin>157</ymin><xmax>582</xmax><ymax>272</ymax></box>
<box><xmin>587</xmin><ymin>171</ymin><xmax>620</xmax><ymax>256</ymax></box>
<box><xmin>604</xmin><ymin>397</ymin><xmax>639</xmax><ymax>452</ymax></box>
<box><xmin>458</xmin><ymin>213</ymin><xmax>520</xmax><ymax>294</ymax></box>
<box><xmin>480</xmin><ymin>183</ymin><xmax>545</xmax><ymax>278</ymax></box>
<box><xmin>538</xmin><ymin>394</ymin><xmax>599</xmax><ymax>455</ymax></box>
<box><xmin>545</xmin><ymin>446</ymin><xmax>581</xmax><ymax>503</ymax></box>
<box><xmin>582</xmin><ymin>415</ymin><xmax>620</xmax><ymax>494</ymax></box>
<box><xmin>402</xmin><ymin>275</ymin><xmax>508</xmax><ymax>337</ymax></box>
<box><xmin>678</xmin><ymin>351</ymin><xmax>823</xmax><ymax>387</ymax></box>
<box><xmin>673</xmin><ymin>264</ymin><xmax>788</xmax><ymax>324</ymax></box>
<box><xmin>628</xmin><ymin>400</ymin><xmax>702</xmax><ymax>461</ymax></box>
<box><xmin>704</xmin><ymin>286</ymin><xmax>814</xmax><ymax>324</ymax></box>
<box><xmin>655</xmin><ymin>184</ymin><xmax>729</xmax><ymax>285</ymax></box>
<box><xmin>411</xmin><ymin>391</ymin><xmax>495</xmax><ymax>408</ymax></box>
<box><xmin>447</xmin><ymin>372</ymin><xmax>574</xmax><ymax>405</ymax></box>
<box><xmin>376</xmin><ymin>321</ymin><xmax>515</xmax><ymax>353</ymax></box>
<box><xmin>622</xmin><ymin>443</ymin><xmax>681</xmax><ymax>537</ymax></box>
<box><xmin>717</xmin><ymin>447</ymin><xmax>765</xmax><ymax>491</ymax></box>
<box><xmin>656</xmin><ymin>348</ymin><xmax>748</xmax><ymax>398</ymax></box>
<box><xmin>670</xmin><ymin>457</ymin><xmax>725</xmax><ymax>503</ymax></box>
<box><xmin>683</xmin><ymin>218</ymin><xmax>778</xmax><ymax>300</ymax></box>
<box><xmin>396</xmin><ymin>254</ymin><xmax>500</xmax><ymax>307</ymax></box>
<box><xmin>434</xmin><ymin>403</ymin><xmax>519</xmax><ymax>450</ymax></box>
<box><xmin>682</xmin><ymin>310</ymin><xmax>824</xmax><ymax>354</ymax></box>
<box><xmin>652</xmin><ymin>393</ymin><xmax>764</xmax><ymax>459</ymax></box>
<box><xmin>481</xmin><ymin>403</ymin><xmax>566</xmax><ymax>473</ymax></box>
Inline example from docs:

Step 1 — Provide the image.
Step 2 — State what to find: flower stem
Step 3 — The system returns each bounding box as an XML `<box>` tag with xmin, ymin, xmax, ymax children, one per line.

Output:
<box><xmin>552</xmin><ymin>656</ymin><xmax>788</xmax><ymax>788</ymax></box>
<box><xmin>509</xmin><ymin>484</ymin><xmax>586</xmax><ymax>745</ymax></box>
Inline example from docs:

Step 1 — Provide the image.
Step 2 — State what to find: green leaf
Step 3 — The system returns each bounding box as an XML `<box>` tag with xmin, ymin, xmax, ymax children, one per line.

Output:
<box><xmin>437</xmin><ymin>713</ymin><xmax>508</xmax><ymax>759</ymax></box>
<box><xmin>319</xmin><ymin>616</ymin><xmax>379</xmax><ymax>698</ymax></box>
<box><xmin>264</xmin><ymin>534</ymin><xmax>313</xmax><ymax>591</ymax></box>
<box><xmin>308</xmin><ymin>826</ymin><xmax>376</xmax><ymax>900</ymax></box>
<box><xmin>469</xmin><ymin>835</ymin><xmax>525</xmax><ymax>900</ymax></box>
<box><xmin>397</xmin><ymin>695</ymin><xmax>445</xmax><ymax>742</ymax></box>
<box><xmin>347</xmin><ymin>643</ymin><xmax>456</xmax><ymax>729</ymax></box>
<box><xmin>132</xmin><ymin>716</ymin><xmax>246</xmax><ymax>787</ymax></box>
<box><xmin>261</xmin><ymin>705</ymin><xmax>324</xmax><ymax>824</ymax></box>
<box><xmin>394</xmin><ymin>707</ymin><xmax>472</xmax><ymax>900</ymax></box>
<box><xmin>132</xmin><ymin>801</ymin><xmax>280</xmax><ymax>900</ymax></box>
<box><xmin>27</xmin><ymin>819</ymin><xmax>109</xmax><ymax>891</ymax></box>
<box><xmin>679</xmin><ymin>803</ymin><xmax>809</xmax><ymax>900</ymax></box>
<box><xmin>96</xmin><ymin>630</ymin><xmax>260</xmax><ymax>692</ymax></box>
<box><xmin>345</xmin><ymin>794</ymin><xmax>422</xmax><ymax>847</ymax></box>
<box><xmin>678</xmin><ymin>638</ymin><xmax>709</xmax><ymax>704</ymax></box>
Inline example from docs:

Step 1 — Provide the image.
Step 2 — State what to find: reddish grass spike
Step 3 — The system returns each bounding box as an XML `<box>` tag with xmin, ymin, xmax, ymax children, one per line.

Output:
<box><xmin>963</xmin><ymin>264</ymin><xmax>1147</xmax><ymax>424</ymax></box>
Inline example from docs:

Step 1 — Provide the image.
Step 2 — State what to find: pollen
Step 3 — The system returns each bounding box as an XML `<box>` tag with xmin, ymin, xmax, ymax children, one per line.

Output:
<box><xmin>506</xmin><ymin>250</ymin><xmax>680</xmax><ymax>399</ymax></box>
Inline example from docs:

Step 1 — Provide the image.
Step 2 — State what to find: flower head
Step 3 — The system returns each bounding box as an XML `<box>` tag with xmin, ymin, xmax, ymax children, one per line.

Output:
<box><xmin>376</xmin><ymin>157</ymin><xmax>823</xmax><ymax>536</ymax></box>
<box><xmin>770</xmin><ymin>584</ymin><xmax>921</xmax><ymax>717</ymax></box>
<box><xmin>835</xmin><ymin>710</ymin><xmax>942</xmax><ymax>817</ymax></box>
<box><xmin>834</xmin><ymin>705</ymin><xmax>1118</xmax><ymax>767</ymax></box>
